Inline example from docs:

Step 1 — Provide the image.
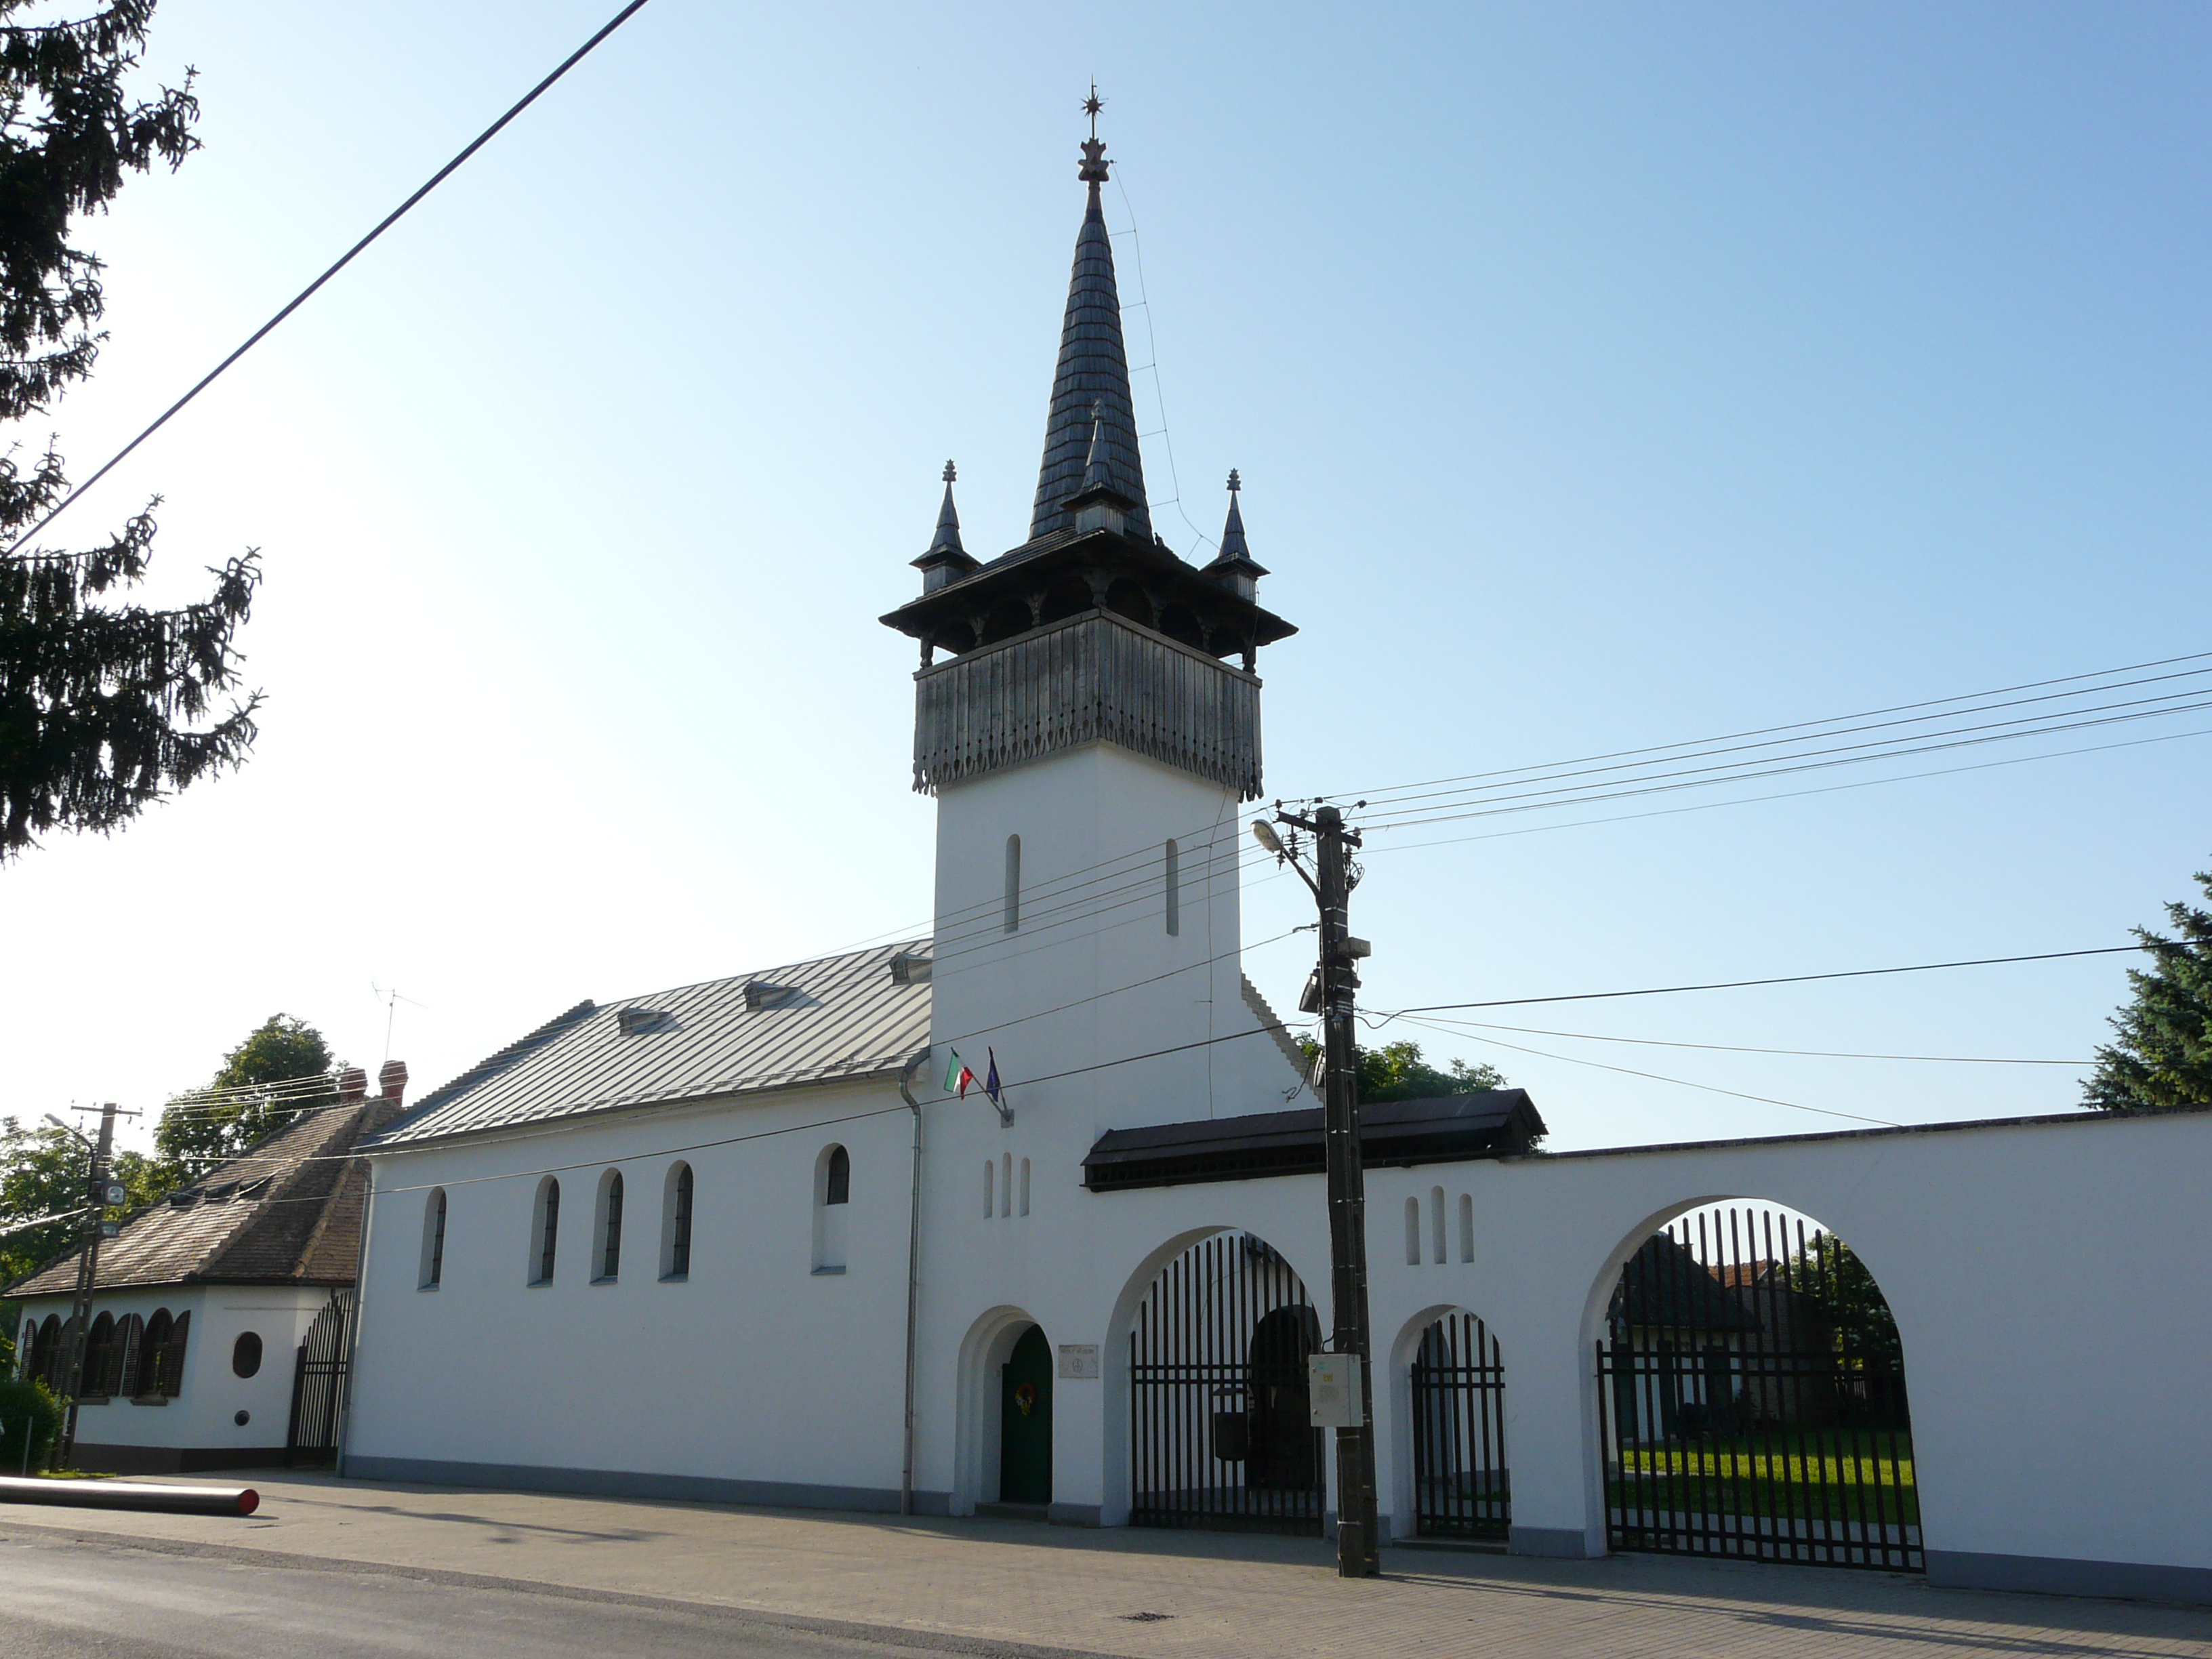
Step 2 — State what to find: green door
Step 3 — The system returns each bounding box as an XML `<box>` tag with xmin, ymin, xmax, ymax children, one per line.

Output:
<box><xmin>999</xmin><ymin>1325</ymin><xmax>1053</xmax><ymax>1504</ymax></box>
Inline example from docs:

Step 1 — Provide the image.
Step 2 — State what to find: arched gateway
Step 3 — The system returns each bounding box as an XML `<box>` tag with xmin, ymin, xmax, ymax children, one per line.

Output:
<box><xmin>1597</xmin><ymin>1202</ymin><xmax>1918</xmax><ymax>1572</ymax></box>
<box><xmin>1128</xmin><ymin>1233</ymin><xmax>1325</xmax><ymax>1534</ymax></box>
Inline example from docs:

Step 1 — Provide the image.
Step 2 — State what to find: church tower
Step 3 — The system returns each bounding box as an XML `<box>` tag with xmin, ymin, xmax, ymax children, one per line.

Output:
<box><xmin>880</xmin><ymin>104</ymin><xmax>1300</xmax><ymax>1139</ymax></box>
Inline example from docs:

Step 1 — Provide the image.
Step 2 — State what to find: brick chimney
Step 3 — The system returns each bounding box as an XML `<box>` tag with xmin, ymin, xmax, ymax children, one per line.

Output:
<box><xmin>337</xmin><ymin>1067</ymin><xmax>368</xmax><ymax>1101</ymax></box>
<box><xmin>377</xmin><ymin>1061</ymin><xmax>408</xmax><ymax>1105</ymax></box>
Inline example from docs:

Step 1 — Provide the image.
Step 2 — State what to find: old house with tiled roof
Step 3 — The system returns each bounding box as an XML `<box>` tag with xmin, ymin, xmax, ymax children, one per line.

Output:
<box><xmin>9</xmin><ymin>1062</ymin><xmax>407</xmax><ymax>1472</ymax></box>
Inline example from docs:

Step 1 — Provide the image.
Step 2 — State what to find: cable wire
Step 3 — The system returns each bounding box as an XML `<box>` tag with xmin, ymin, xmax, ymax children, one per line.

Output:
<box><xmin>1</xmin><ymin>0</ymin><xmax>655</xmax><ymax>560</ymax></box>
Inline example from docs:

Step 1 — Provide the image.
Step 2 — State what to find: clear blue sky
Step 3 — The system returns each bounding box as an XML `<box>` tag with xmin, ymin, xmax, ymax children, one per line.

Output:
<box><xmin>3</xmin><ymin>1</ymin><xmax>2206</xmax><ymax>1157</ymax></box>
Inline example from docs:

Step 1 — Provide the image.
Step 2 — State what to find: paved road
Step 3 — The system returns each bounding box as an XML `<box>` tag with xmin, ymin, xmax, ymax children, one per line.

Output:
<box><xmin>0</xmin><ymin>1530</ymin><xmax>1082</xmax><ymax>1659</ymax></box>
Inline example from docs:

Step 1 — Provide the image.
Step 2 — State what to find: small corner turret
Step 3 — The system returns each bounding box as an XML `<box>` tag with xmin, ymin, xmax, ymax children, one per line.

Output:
<box><xmin>912</xmin><ymin>460</ymin><xmax>979</xmax><ymax>599</ymax></box>
<box><xmin>1202</xmin><ymin>470</ymin><xmax>1269</xmax><ymax>603</ymax></box>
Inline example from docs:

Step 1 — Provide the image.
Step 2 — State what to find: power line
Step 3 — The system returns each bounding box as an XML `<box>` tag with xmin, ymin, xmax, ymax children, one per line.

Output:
<box><xmin>1</xmin><ymin>0</ymin><xmax>655</xmax><ymax>561</ymax></box>
<box><xmin>1375</xmin><ymin>944</ymin><xmax>2149</xmax><ymax>1020</ymax></box>
<box><xmin>1356</xmin><ymin>690</ymin><xmax>2212</xmax><ymax>833</ymax></box>
<box><xmin>1364</xmin><ymin>724</ymin><xmax>2212</xmax><ymax>859</ymax></box>
<box><xmin>1388</xmin><ymin>1014</ymin><xmax>1902</xmax><ymax>1130</ymax></box>
<box><xmin>1327</xmin><ymin>648</ymin><xmax>2212</xmax><ymax>804</ymax></box>
<box><xmin>1399</xmin><ymin>1012</ymin><xmax>2088</xmax><ymax>1065</ymax></box>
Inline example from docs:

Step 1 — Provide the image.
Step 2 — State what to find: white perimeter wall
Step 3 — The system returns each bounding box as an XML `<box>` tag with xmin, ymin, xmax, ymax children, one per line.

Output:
<box><xmin>350</xmin><ymin>1077</ymin><xmax>2212</xmax><ymax>1596</ymax></box>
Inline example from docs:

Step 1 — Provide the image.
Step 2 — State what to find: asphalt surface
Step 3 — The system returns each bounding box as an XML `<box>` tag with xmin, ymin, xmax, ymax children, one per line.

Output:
<box><xmin>0</xmin><ymin>1529</ymin><xmax>1096</xmax><ymax>1659</ymax></box>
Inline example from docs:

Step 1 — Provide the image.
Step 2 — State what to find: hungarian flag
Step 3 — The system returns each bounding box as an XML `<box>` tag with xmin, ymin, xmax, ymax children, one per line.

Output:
<box><xmin>984</xmin><ymin>1048</ymin><xmax>1005</xmax><ymax>1110</ymax></box>
<box><xmin>945</xmin><ymin>1050</ymin><xmax>975</xmax><ymax>1098</ymax></box>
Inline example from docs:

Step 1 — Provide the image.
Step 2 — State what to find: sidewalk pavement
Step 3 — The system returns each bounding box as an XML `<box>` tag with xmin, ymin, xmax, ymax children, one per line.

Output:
<box><xmin>3</xmin><ymin>1473</ymin><xmax>2207</xmax><ymax>1659</ymax></box>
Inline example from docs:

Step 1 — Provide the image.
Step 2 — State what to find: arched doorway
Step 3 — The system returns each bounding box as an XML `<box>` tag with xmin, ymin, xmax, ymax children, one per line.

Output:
<box><xmin>998</xmin><ymin>1325</ymin><xmax>1053</xmax><ymax>1505</ymax></box>
<box><xmin>1409</xmin><ymin>1311</ymin><xmax>1507</xmax><ymax>1541</ymax></box>
<box><xmin>1128</xmin><ymin>1231</ymin><xmax>1324</xmax><ymax>1535</ymax></box>
<box><xmin>1597</xmin><ymin>1201</ymin><xmax>1918</xmax><ymax>1572</ymax></box>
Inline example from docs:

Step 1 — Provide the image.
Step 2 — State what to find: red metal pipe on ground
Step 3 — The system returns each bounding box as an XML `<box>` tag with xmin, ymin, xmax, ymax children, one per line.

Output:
<box><xmin>0</xmin><ymin>1476</ymin><xmax>258</xmax><ymax>1516</ymax></box>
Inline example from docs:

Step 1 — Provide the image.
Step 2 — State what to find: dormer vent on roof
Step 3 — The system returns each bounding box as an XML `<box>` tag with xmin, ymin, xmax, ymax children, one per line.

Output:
<box><xmin>743</xmin><ymin>981</ymin><xmax>799</xmax><ymax>1012</ymax></box>
<box><xmin>617</xmin><ymin>1006</ymin><xmax>672</xmax><ymax>1035</ymax></box>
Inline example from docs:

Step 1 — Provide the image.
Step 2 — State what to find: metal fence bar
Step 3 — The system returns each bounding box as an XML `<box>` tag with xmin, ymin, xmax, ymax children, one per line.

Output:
<box><xmin>1598</xmin><ymin>1203</ymin><xmax>1920</xmax><ymax>1574</ymax></box>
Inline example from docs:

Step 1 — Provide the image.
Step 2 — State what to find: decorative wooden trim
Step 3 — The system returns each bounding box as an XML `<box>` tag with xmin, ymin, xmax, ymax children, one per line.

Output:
<box><xmin>912</xmin><ymin>611</ymin><xmax>1263</xmax><ymax>797</ymax></box>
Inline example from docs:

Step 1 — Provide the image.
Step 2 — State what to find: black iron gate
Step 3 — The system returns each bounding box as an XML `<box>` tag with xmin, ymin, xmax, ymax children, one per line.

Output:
<box><xmin>1597</xmin><ymin>1204</ymin><xmax>1919</xmax><ymax>1572</ymax></box>
<box><xmin>1128</xmin><ymin>1233</ymin><xmax>1325</xmax><ymax>1534</ymax></box>
<box><xmin>1411</xmin><ymin>1312</ymin><xmax>1509</xmax><ymax>1541</ymax></box>
<box><xmin>285</xmin><ymin>1289</ymin><xmax>354</xmax><ymax>1467</ymax></box>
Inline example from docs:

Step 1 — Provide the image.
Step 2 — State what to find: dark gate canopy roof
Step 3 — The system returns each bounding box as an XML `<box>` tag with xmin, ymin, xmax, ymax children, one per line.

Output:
<box><xmin>1082</xmin><ymin>1090</ymin><xmax>1547</xmax><ymax>1193</ymax></box>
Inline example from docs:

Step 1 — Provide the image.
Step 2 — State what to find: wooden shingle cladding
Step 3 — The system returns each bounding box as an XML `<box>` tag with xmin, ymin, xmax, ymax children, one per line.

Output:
<box><xmin>912</xmin><ymin>610</ymin><xmax>1264</xmax><ymax>798</ymax></box>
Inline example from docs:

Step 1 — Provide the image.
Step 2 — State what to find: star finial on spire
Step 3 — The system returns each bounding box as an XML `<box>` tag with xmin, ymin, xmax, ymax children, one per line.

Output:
<box><xmin>1079</xmin><ymin>81</ymin><xmax>1110</xmax><ymax>184</ymax></box>
<box><xmin>1227</xmin><ymin>468</ymin><xmax>1241</xmax><ymax>495</ymax></box>
<box><xmin>943</xmin><ymin>459</ymin><xmax>957</xmax><ymax>485</ymax></box>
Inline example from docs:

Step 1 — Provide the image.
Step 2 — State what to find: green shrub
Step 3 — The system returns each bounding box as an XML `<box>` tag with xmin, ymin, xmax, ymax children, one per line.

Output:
<box><xmin>0</xmin><ymin>1375</ymin><xmax>64</xmax><ymax>1473</ymax></box>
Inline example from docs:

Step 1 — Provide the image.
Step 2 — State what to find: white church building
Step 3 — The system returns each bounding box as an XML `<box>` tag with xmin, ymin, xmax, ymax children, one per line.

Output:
<box><xmin>343</xmin><ymin>123</ymin><xmax>2212</xmax><ymax>1608</ymax></box>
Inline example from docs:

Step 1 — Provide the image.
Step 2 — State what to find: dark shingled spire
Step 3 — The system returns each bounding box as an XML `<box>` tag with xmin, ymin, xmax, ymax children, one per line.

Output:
<box><xmin>1027</xmin><ymin>105</ymin><xmax>1151</xmax><ymax>544</ymax></box>
<box><xmin>1217</xmin><ymin>468</ymin><xmax>1250</xmax><ymax>560</ymax></box>
<box><xmin>930</xmin><ymin>459</ymin><xmax>965</xmax><ymax>556</ymax></box>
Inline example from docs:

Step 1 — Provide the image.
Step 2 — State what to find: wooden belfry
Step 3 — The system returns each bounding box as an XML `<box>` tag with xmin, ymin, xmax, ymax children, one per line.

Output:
<box><xmin>878</xmin><ymin>100</ymin><xmax>1294</xmax><ymax>798</ymax></box>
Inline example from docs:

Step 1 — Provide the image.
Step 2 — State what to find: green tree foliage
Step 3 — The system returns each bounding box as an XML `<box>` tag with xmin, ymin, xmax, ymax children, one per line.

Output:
<box><xmin>0</xmin><ymin>1113</ymin><xmax>164</xmax><ymax>1288</ymax></box>
<box><xmin>150</xmin><ymin>1013</ymin><xmax>337</xmax><ymax>1177</ymax></box>
<box><xmin>0</xmin><ymin>0</ymin><xmax>260</xmax><ymax>859</ymax></box>
<box><xmin>1794</xmin><ymin>1236</ymin><xmax>1902</xmax><ymax>1366</ymax></box>
<box><xmin>2084</xmin><ymin>864</ymin><xmax>2212</xmax><ymax>1111</ymax></box>
<box><xmin>1294</xmin><ymin>1036</ymin><xmax>1507</xmax><ymax>1102</ymax></box>
<box><xmin>0</xmin><ymin>1372</ymin><xmax>64</xmax><ymax>1471</ymax></box>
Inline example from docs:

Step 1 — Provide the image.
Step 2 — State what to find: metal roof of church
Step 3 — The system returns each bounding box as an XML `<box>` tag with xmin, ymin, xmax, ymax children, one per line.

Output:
<box><xmin>369</xmin><ymin>941</ymin><xmax>932</xmax><ymax>1149</ymax></box>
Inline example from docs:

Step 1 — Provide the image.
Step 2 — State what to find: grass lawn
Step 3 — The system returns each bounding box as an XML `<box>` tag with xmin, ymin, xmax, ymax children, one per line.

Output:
<box><xmin>1610</xmin><ymin>1431</ymin><xmax>1919</xmax><ymax>1526</ymax></box>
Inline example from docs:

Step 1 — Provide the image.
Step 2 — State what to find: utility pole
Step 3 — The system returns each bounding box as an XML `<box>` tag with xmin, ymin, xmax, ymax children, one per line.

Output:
<box><xmin>1256</xmin><ymin>803</ymin><xmax>1380</xmax><ymax>1578</ymax></box>
<box><xmin>56</xmin><ymin>1101</ymin><xmax>122</xmax><ymax>1469</ymax></box>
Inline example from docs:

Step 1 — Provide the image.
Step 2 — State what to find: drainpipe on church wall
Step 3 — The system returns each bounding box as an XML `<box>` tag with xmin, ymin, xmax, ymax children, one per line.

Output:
<box><xmin>897</xmin><ymin>1046</ymin><xmax>933</xmax><ymax>1517</ymax></box>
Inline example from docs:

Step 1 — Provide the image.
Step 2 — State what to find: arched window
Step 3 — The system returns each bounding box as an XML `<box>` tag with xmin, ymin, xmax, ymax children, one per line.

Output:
<box><xmin>982</xmin><ymin>1159</ymin><xmax>994</xmax><ymax>1218</ymax></box>
<box><xmin>531</xmin><ymin>1176</ymin><xmax>560</xmax><ymax>1285</ymax></box>
<box><xmin>1431</xmin><ymin>1185</ymin><xmax>1447</xmax><ymax>1265</ymax></box>
<box><xmin>115</xmin><ymin>1313</ymin><xmax>145</xmax><ymax>1398</ymax></box>
<box><xmin>83</xmin><ymin>1313</ymin><xmax>116</xmax><ymax>1398</ymax></box>
<box><xmin>1404</xmin><ymin>1197</ymin><xmax>1421</xmax><ymax>1267</ymax></box>
<box><xmin>594</xmin><ymin>1169</ymin><xmax>625</xmax><ymax>1282</ymax></box>
<box><xmin>420</xmin><ymin>1189</ymin><xmax>447</xmax><ymax>1289</ymax></box>
<box><xmin>1001</xmin><ymin>1152</ymin><xmax>1012</xmax><ymax>1218</ymax></box>
<box><xmin>1019</xmin><ymin>1158</ymin><xmax>1031</xmax><ymax>1218</ymax></box>
<box><xmin>31</xmin><ymin>1315</ymin><xmax>60</xmax><ymax>1387</ymax></box>
<box><xmin>1164</xmin><ymin>839</ymin><xmax>1181</xmax><ymax>935</ymax></box>
<box><xmin>1458</xmin><ymin>1193</ymin><xmax>1475</xmax><ymax>1263</ymax></box>
<box><xmin>661</xmin><ymin>1163</ymin><xmax>693</xmax><ymax>1280</ymax></box>
<box><xmin>133</xmin><ymin>1311</ymin><xmax>172</xmax><ymax>1399</ymax></box>
<box><xmin>814</xmin><ymin>1145</ymin><xmax>850</xmax><ymax>1273</ymax></box>
<box><xmin>1004</xmin><ymin>835</ymin><xmax>1021</xmax><ymax>933</ymax></box>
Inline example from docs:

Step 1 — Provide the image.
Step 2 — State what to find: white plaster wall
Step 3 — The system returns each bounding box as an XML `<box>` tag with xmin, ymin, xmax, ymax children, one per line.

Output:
<box><xmin>1355</xmin><ymin>1109</ymin><xmax>2212</xmax><ymax>1576</ymax></box>
<box><xmin>16</xmin><ymin>1284</ymin><xmax>327</xmax><ymax>1459</ymax></box>
<box><xmin>348</xmin><ymin>1079</ymin><xmax>917</xmax><ymax>1498</ymax></box>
